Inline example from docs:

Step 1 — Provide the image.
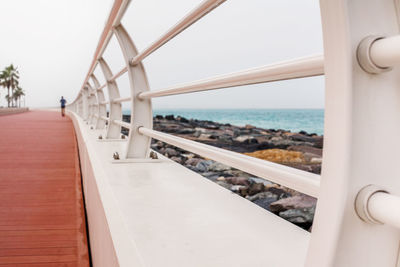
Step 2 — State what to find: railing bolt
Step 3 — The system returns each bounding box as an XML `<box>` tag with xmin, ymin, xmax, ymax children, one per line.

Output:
<box><xmin>121</xmin><ymin>134</ymin><xmax>126</xmax><ymax>139</ymax></box>
<box><xmin>113</xmin><ymin>152</ymin><xmax>120</xmax><ymax>160</ymax></box>
<box><xmin>98</xmin><ymin>135</ymin><xmax>103</xmax><ymax>140</ymax></box>
<box><xmin>355</xmin><ymin>184</ymin><xmax>388</xmax><ymax>224</ymax></box>
<box><xmin>357</xmin><ymin>35</ymin><xmax>392</xmax><ymax>74</ymax></box>
<box><xmin>90</xmin><ymin>126</ymin><xmax>93</xmax><ymax>130</ymax></box>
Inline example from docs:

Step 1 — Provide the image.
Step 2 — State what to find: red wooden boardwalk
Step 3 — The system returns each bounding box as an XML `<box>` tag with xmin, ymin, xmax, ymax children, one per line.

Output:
<box><xmin>0</xmin><ymin>110</ymin><xmax>90</xmax><ymax>267</ymax></box>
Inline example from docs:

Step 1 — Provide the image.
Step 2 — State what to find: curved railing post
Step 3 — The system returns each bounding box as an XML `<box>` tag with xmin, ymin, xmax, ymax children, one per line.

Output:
<box><xmin>87</xmin><ymin>83</ymin><xmax>97</xmax><ymax>125</ymax></box>
<box><xmin>305</xmin><ymin>0</ymin><xmax>400</xmax><ymax>266</ymax></box>
<box><xmin>98</xmin><ymin>58</ymin><xmax>122</xmax><ymax>139</ymax></box>
<box><xmin>114</xmin><ymin>24</ymin><xmax>152</xmax><ymax>158</ymax></box>
<box><xmin>91</xmin><ymin>74</ymin><xmax>107</xmax><ymax>129</ymax></box>
<box><xmin>82</xmin><ymin>87</ymin><xmax>90</xmax><ymax>120</ymax></box>
<box><xmin>77</xmin><ymin>94</ymin><xmax>83</xmax><ymax>117</ymax></box>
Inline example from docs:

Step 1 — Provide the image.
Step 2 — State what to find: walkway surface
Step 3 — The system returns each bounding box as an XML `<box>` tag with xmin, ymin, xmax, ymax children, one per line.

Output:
<box><xmin>0</xmin><ymin>111</ymin><xmax>90</xmax><ymax>267</ymax></box>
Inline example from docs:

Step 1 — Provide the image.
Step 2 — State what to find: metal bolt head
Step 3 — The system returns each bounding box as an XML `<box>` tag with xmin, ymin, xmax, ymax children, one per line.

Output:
<box><xmin>90</xmin><ymin>126</ymin><xmax>93</xmax><ymax>130</ymax></box>
<box><xmin>113</xmin><ymin>152</ymin><xmax>120</xmax><ymax>160</ymax></box>
<box><xmin>98</xmin><ymin>135</ymin><xmax>103</xmax><ymax>140</ymax></box>
<box><xmin>121</xmin><ymin>135</ymin><xmax>126</xmax><ymax>139</ymax></box>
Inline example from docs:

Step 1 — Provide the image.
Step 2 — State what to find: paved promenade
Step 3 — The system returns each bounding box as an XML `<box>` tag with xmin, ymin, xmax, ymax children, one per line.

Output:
<box><xmin>0</xmin><ymin>111</ymin><xmax>90</xmax><ymax>266</ymax></box>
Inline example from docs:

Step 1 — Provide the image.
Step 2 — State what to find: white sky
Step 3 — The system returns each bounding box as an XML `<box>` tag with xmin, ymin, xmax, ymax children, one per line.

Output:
<box><xmin>0</xmin><ymin>0</ymin><xmax>324</xmax><ymax>109</ymax></box>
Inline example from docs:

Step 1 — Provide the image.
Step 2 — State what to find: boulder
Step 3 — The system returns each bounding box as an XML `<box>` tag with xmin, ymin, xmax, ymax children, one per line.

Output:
<box><xmin>279</xmin><ymin>206</ymin><xmax>315</xmax><ymax>224</ymax></box>
<box><xmin>165</xmin><ymin>114</ymin><xmax>175</xmax><ymax>120</ymax></box>
<box><xmin>252</xmin><ymin>195</ymin><xmax>279</xmax><ymax>210</ymax></box>
<box><xmin>248</xmin><ymin>182</ymin><xmax>265</xmax><ymax>196</ymax></box>
<box><xmin>269</xmin><ymin>194</ymin><xmax>317</xmax><ymax>213</ymax></box>
<box><xmin>195</xmin><ymin>160</ymin><xmax>213</xmax><ymax>172</ymax></box>
<box><xmin>234</xmin><ymin>135</ymin><xmax>258</xmax><ymax>144</ymax></box>
<box><xmin>164</xmin><ymin>147</ymin><xmax>179</xmax><ymax>157</ymax></box>
<box><xmin>208</xmin><ymin>162</ymin><xmax>231</xmax><ymax>172</ymax></box>
<box><xmin>225</xmin><ymin>176</ymin><xmax>251</xmax><ymax>186</ymax></box>
<box><xmin>185</xmin><ymin>157</ymin><xmax>202</xmax><ymax>166</ymax></box>
<box><xmin>246</xmin><ymin>191</ymin><xmax>277</xmax><ymax>202</ymax></box>
<box><xmin>177</xmin><ymin>128</ymin><xmax>196</xmax><ymax>134</ymax></box>
<box><xmin>177</xmin><ymin>116</ymin><xmax>189</xmax><ymax>123</ymax></box>
<box><xmin>170</xmin><ymin>156</ymin><xmax>183</xmax><ymax>164</ymax></box>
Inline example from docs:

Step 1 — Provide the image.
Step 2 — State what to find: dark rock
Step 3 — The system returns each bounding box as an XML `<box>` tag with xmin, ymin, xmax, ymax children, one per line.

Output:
<box><xmin>155</xmin><ymin>115</ymin><xmax>164</xmax><ymax>120</ymax></box>
<box><xmin>201</xmin><ymin>172</ymin><xmax>220</xmax><ymax>180</ymax></box>
<box><xmin>249</xmin><ymin>177</ymin><xmax>272</xmax><ymax>186</ymax></box>
<box><xmin>195</xmin><ymin>160</ymin><xmax>213</xmax><ymax>172</ymax></box>
<box><xmin>246</xmin><ymin>191</ymin><xmax>278</xmax><ymax>202</ymax></box>
<box><xmin>225</xmin><ymin>177</ymin><xmax>251</xmax><ymax>186</ymax></box>
<box><xmin>164</xmin><ymin>148</ymin><xmax>179</xmax><ymax>157</ymax></box>
<box><xmin>177</xmin><ymin>128</ymin><xmax>196</xmax><ymax>134</ymax></box>
<box><xmin>251</xmin><ymin>193</ymin><xmax>279</xmax><ymax>210</ymax></box>
<box><xmin>267</xmin><ymin>187</ymin><xmax>291</xmax><ymax>199</ymax></box>
<box><xmin>313</xmin><ymin>136</ymin><xmax>324</xmax><ymax>148</ymax></box>
<box><xmin>248</xmin><ymin>182</ymin><xmax>265</xmax><ymax>196</ymax></box>
<box><xmin>208</xmin><ymin>162</ymin><xmax>231</xmax><ymax>172</ymax></box>
<box><xmin>279</xmin><ymin>206</ymin><xmax>315</xmax><ymax>224</ymax></box>
<box><xmin>165</xmin><ymin>114</ymin><xmax>175</xmax><ymax>120</ymax></box>
<box><xmin>177</xmin><ymin>116</ymin><xmax>189</xmax><ymax>123</ymax></box>
<box><xmin>234</xmin><ymin>135</ymin><xmax>258</xmax><ymax>144</ymax></box>
<box><xmin>170</xmin><ymin>156</ymin><xmax>183</xmax><ymax>164</ymax></box>
<box><xmin>185</xmin><ymin>158</ymin><xmax>202</xmax><ymax>166</ymax></box>
<box><xmin>290</xmin><ymin>134</ymin><xmax>316</xmax><ymax>143</ymax></box>
<box><xmin>269</xmin><ymin>194</ymin><xmax>317</xmax><ymax>213</ymax></box>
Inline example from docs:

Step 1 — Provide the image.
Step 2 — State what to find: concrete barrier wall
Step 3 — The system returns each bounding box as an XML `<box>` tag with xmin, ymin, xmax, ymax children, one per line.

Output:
<box><xmin>69</xmin><ymin>112</ymin><xmax>120</xmax><ymax>267</ymax></box>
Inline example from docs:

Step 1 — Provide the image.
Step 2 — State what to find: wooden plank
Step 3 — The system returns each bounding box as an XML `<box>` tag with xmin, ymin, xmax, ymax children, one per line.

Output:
<box><xmin>0</xmin><ymin>111</ymin><xmax>90</xmax><ymax>266</ymax></box>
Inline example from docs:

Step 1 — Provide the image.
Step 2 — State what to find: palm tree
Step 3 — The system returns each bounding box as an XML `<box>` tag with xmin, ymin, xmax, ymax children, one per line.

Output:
<box><xmin>13</xmin><ymin>87</ymin><xmax>25</xmax><ymax>108</ymax></box>
<box><xmin>0</xmin><ymin>65</ymin><xmax>19</xmax><ymax>107</ymax></box>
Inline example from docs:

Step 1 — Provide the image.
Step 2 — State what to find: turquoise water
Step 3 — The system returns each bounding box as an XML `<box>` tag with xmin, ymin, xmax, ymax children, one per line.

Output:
<box><xmin>124</xmin><ymin>109</ymin><xmax>324</xmax><ymax>135</ymax></box>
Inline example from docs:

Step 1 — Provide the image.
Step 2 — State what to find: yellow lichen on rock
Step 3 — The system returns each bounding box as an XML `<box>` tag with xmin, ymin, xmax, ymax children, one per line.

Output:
<box><xmin>244</xmin><ymin>149</ymin><xmax>305</xmax><ymax>163</ymax></box>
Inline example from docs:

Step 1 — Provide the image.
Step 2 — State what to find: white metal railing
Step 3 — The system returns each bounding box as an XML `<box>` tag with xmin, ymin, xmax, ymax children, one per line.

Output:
<box><xmin>67</xmin><ymin>0</ymin><xmax>400</xmax><ymax>266</ymax></box>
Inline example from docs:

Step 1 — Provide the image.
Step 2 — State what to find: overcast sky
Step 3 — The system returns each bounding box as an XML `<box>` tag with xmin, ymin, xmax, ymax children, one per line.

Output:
<box><xmin>0</xmin><ymin>0</ymin><xmax>324</xmax><ymax>109</ymax></box>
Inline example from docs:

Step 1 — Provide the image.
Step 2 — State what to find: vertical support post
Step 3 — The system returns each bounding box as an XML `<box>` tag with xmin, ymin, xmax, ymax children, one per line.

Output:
<box><xmin>91</xmin><ymin>74</ymin><xmax>107</xmax><ymax>129</ymax></box>
<box><xmin>306</xmin><ymin>0</ymin><xmax>400</xmax><ymax>266</ymax></box>
<box><xmin>114</xmin><ymin>24</ymin><xmax>152</xmax><ymax>158</ymax></box>
<box><xmin>87</xmin><ymin>83</ymin><xmax>97</xmax><ymax>125</ymax></box>
<box><xmin>98</xmin><ymin>58</ymin><xmax>122</xmax><ymax>139</ymax></box>
<box><xmin>82</xmin><ymin>87</ymin><xmax>90</xmax><ymax>120</ymax></box>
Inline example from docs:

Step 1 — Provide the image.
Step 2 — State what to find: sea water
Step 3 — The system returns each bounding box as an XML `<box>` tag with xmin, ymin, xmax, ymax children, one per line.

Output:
<box><xmin>124</xmin><ymin>109</ymin><xmax>324</xmax><ymax>135</ymax></box>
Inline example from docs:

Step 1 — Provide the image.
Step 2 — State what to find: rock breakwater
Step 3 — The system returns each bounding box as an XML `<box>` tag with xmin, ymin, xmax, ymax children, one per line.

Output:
<box><xmin>122</xmin><ymin>114</ymin><xmax>322</xmax><ymax>230</ymax></box>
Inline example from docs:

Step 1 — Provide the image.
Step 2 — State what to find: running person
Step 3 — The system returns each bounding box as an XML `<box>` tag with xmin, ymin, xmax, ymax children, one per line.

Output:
<box><xmin>60</xmin><ymin>96</ymin><xmax>67</xmax><ymax>117</ymax></box>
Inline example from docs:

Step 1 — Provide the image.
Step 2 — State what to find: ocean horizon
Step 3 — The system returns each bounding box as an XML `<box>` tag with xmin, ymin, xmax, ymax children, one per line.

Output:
<box><xmin>123</xmin><ymin>108</ymin><xmax>324</xmax><ymax>135</ymax></box>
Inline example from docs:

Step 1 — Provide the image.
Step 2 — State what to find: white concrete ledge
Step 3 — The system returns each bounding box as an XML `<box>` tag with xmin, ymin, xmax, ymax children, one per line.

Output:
<box><xmin>68</xmin><ymin>111</ymin><xmax>310</xmax><ymax>267</ymax></box>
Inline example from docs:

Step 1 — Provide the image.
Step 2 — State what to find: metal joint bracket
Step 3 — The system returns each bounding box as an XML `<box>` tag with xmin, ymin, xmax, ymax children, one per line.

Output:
<box><xmin>357</xmin><ymin>36</ymin><xmax>392</xmax><ymax>74</ymax></box>
<box><xmin>355</xmin><ymin>184</ymin><xmax>388</xmax><ymax>224</ymax></box>
<box><xmin>129</xmin><ymin>58</ymin><xmax>137</xmax><ymax>66</ymax></box>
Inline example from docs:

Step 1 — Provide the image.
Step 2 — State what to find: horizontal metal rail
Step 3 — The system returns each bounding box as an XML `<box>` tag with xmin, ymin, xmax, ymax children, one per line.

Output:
<box><xmin>138</xmin><ymin>55</ymin><xmax>324</xmax><ymax>99</ymax></box>
<box><xmin>100</xmin><ymin>116</ymin><xmax>109</xmax><ymax>121</ymax></box>
<box><xmin>113</xmin><ymin>119</ymin><xmax>131</xmax><ymax>129</ymax></box>
<box><xmin>113</xmin><ymin>96</ymin><xmax>131</xmax><ymax>103</ymax></box>
<box><xmin>370</xmin><ymin>35</ymin><xmax>400</xmax><ymax>68</ymax></box>
<box><xmin>368</xmin><ymin>192</ymin><xmax>400</xmax><ymax>229</ymax></box>
<box><xmin>139</xmin><ymin>127</ymin><xmax>320</xmax><ymax>197</ymax></box>
<box><xmin>109</xmin><ymin>66</ymin><xmax>128</xmax><ymax>82</ymax></box>
<box><xmin>131</xmin><ymin>0</ymin><xmax>226</xmax><ymax>65</ymax></box>
<box><xmin>79</xmin><ymin>0</ymin><xmax>130</xmax><ymax>95</ymax></box>
<box><xmin>97</xmin><ymin>84</ymin><xmax>107</xmax><ymax>91</ymax></box>
<box><xmin>100</xmin><ymin>101</ymin><xmax>109</xmax><ymax>105</ymax></box>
